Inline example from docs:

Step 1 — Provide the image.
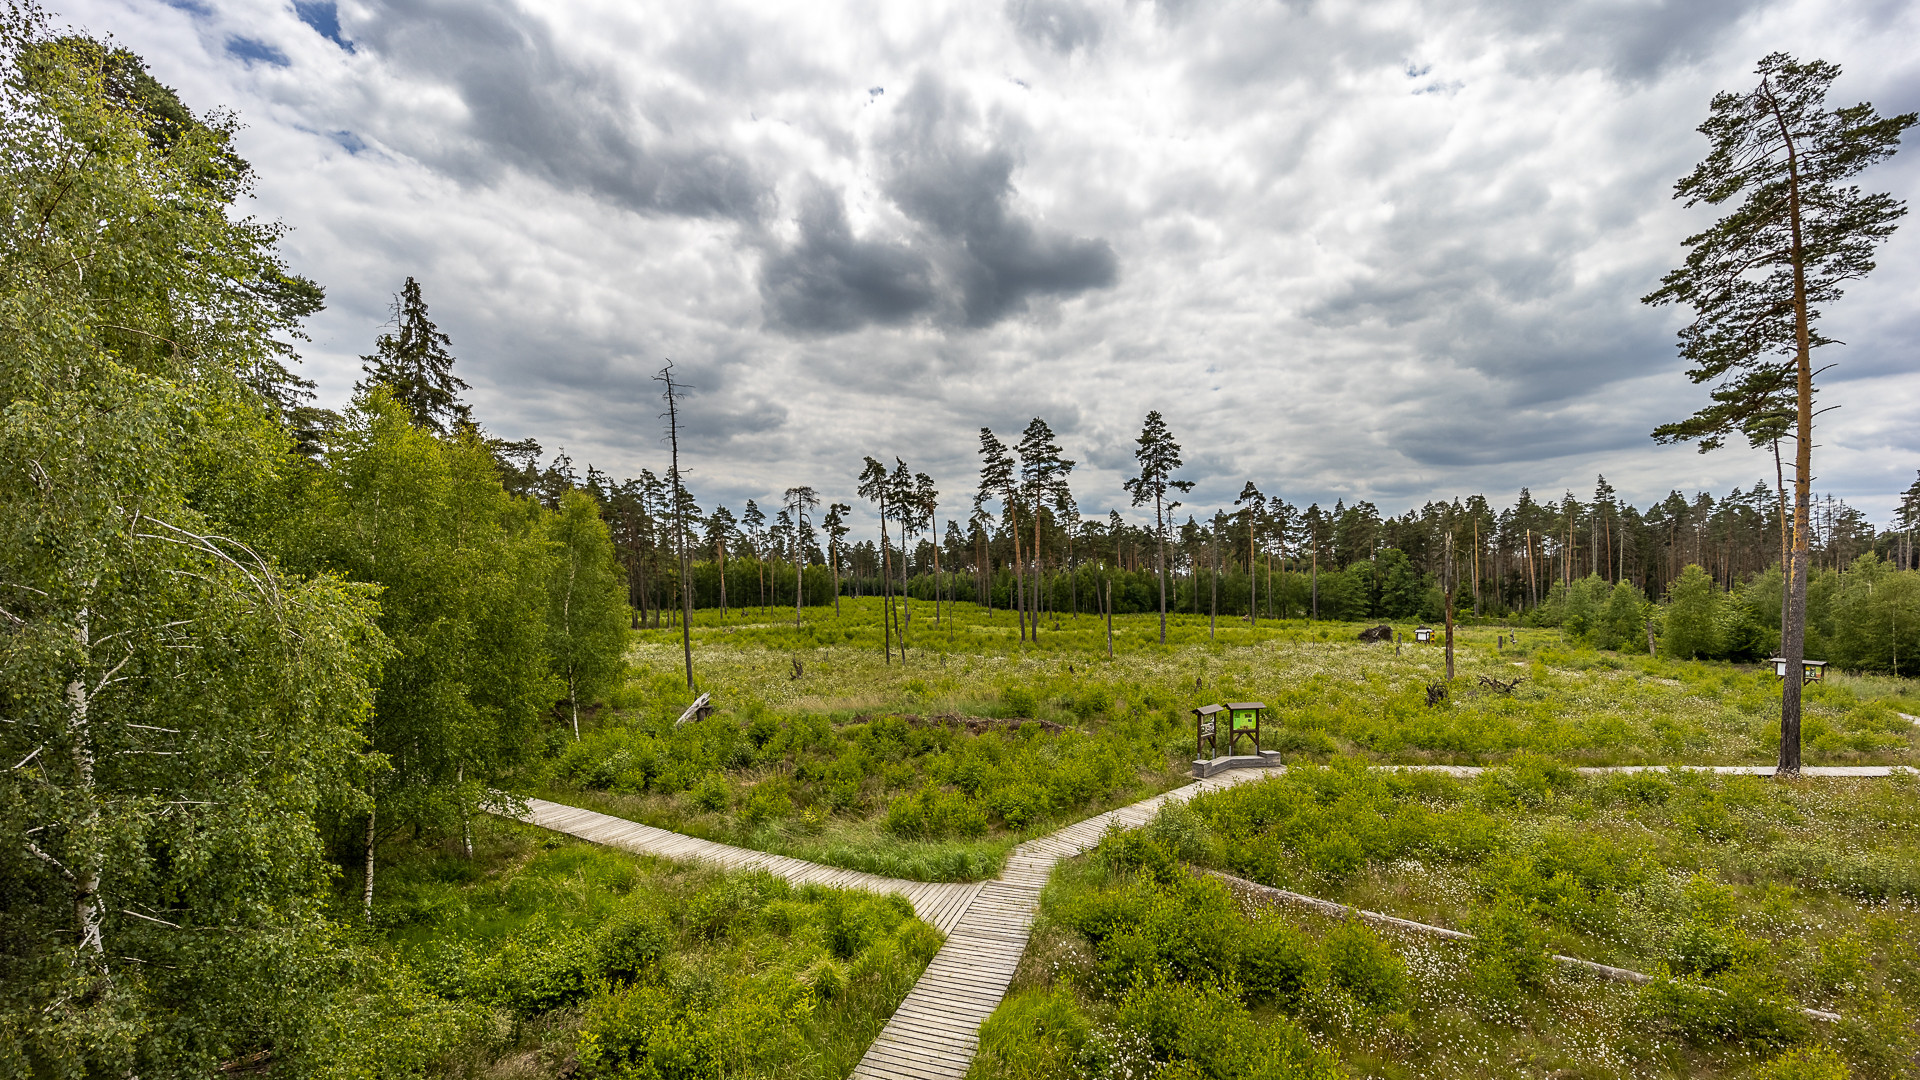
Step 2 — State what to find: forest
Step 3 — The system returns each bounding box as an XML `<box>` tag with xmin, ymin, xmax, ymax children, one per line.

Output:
<box><xmin>4</xmin><ymin>13</ymin><xmax>1919</xmax><ymax>1080</ymax></box>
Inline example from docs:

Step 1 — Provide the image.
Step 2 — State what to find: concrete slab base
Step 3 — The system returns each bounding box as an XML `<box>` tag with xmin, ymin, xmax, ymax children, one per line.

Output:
<box><xmin>1191</xmin><ymin>751</ymin><xmax>1283</xmax><ymax>778</ymax></box>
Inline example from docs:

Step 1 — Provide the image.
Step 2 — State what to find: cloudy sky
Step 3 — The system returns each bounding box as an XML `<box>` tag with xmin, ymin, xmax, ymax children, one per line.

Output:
<box><xmin>63</xmin><ymin>0</ymin><xmax>1920</xmax><ymax>526</ymax></box>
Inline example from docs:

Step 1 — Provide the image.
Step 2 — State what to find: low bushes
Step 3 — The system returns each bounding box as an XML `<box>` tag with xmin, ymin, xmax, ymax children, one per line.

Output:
<box><xmin>371</xmin><ymin>823</ymin><xmax>940</xmax><ymax>1080</ymax></box>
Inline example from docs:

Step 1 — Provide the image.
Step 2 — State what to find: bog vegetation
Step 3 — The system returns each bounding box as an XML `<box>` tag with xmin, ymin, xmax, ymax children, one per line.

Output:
<box><xmin>4</xmin><ymin>11</ymin><xmax>1919</xmax><ymax>1080</ymax></box>
<box><xmin>975</xmin><ymin>763</ymin><xmax>1920</xmax><ymax>1080</ymax></box>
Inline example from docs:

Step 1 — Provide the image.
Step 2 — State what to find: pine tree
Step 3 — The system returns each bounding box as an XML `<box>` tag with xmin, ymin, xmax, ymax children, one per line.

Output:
<box><xmin>1643</xmin><ymin>53</ymin><xmax>1914</xmax><ymax>774</ymax></box>
<box><xmin>1236</xmin><ymin>482</ymin><xmax>1265</xmax><ymax>626</ymax></box>
<box><xmin>1124</xmin><ymin>411</ymin><xmax>1193</xmax><ymax>644</ymax></box>
<box><xmin>1017</xmin><ymin>418</ymin><xmax>1074</xmax><ymax>640</ymax></box>
<box><xmin>823</xmin><ymin>502</ymin><xmax>851</xmax><ymax>613</ymax></box>
<box><xmin>356</xmin><ymin>276</ymin><xmax>472</xmax><ymax>434</ymax></box>
<box><xmin>976</xmin><ymin>429</ymin><xmax>1022</xmax><ymax>638</ymax></box>
<box><xmin>783</xmin><ymin>486</ymin><xmax>819</xmax><ymax>627</ymax></box>
<box><xmin>858</xmin><ymin>456</ymin><xmax>895</xmax><ymax>660</ymax></box>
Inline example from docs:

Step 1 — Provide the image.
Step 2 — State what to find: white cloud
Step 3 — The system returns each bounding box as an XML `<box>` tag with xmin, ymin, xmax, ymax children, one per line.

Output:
<box><xmin>58</xmin><ymin>0</ymin><xmax>1920</xmax><ymax>524</ymax></box>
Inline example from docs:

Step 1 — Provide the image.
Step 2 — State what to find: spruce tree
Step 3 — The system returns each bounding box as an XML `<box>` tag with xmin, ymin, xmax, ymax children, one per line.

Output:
<box><xmin>357</xmin><ymin>276</ymin><xmax>472</xmax><ymax>434</ymax></box>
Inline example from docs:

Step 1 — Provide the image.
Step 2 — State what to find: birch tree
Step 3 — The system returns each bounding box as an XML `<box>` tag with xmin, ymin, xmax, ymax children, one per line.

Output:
<box><xmin>0</xmin><ymin>23</ymin><xmax>383</xmax><ymax>1070</ymax></box>
<box><xmin>546</xmin><ymin>489</ymin><xmax>629</xmax><ymax>739</ymax></box>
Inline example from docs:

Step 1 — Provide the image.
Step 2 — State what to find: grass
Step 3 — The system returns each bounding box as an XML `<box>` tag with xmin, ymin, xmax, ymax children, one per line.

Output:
<box><xmin>967</xmin><ymin>764</ymin><xmax>1920</xmax><ymax>1080</ymax></box>
<box><xmin>349</xmin><ymin>816</ymin><xmax>941</xmax><ymax>1079</ymax></box>
<box><xmin>467</xmin><ymin>598</ymin><xmax>1919</xmax><ymax>1078</ymax></box>
<box><xmin>518</xmin><ymin>601</ymin><xmax>1918</xmax><ymax>884</ymax></box>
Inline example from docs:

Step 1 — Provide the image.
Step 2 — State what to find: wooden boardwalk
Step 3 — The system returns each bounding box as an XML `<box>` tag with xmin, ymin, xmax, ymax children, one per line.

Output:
<box><xmin>845</xmin><ymin>776</ymin><xmax>1255</xmax><ymax>1080</ymax></box>
<box><xmin>518</xmin><ymin>797</ymin><xmax>984</xmax><ymax>935</ymax></box>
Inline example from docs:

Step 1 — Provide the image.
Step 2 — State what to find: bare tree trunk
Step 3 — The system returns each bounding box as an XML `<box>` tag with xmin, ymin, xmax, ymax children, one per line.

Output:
<box><xmin>1010</xmin><ymin>504</ymin><xmax>1026</xmax><ymax>642</ymax></box>
<box><xmin>659</xmin><ymin>364</ymin><xmax>695</xmax><ymax>690</ymax></box>
<box><xmin>898</xmin><ymin>517</ymin><xmax>912</xmax><ymax>636</ymax></box>
<box><xmin>1472</xmin><ymin>518</ymin><xmax>1481</xmax><ymax>617</ymax></box>
<box><xmin>1776</xmin><ymin>95</ymin><xmax>1814</xmax><ymax>778</ymax></box>
<box><xmin>1106</xmin><ymin>578</ymin><xmax>1114</xmax><ymax>659</ymax></box>
<box><xmin>1444</xmin><ymin>533</ymin><xmax>1456</xmax><ymax>681</ymax></box>
<box><xmin>1773</xmin><ymin>439</ymin><xmax>1790</xmax><ymax>644</ymax></box>
<box><xmin>1031</xmin><ymin>510</ymin><xmax>1042</xmax><ymax>641</ymax></box>
<box><xmin>1155</xmin><ymin>492</ymin><xmax>1169</xmax><ymax>644</ymax></box>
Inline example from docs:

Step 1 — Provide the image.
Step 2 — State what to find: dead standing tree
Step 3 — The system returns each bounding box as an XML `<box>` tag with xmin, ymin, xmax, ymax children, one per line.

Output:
<box><xmin>656</xmin><ymin>361</ymin><xmax>695</xmax><ymax>691</ymax></box>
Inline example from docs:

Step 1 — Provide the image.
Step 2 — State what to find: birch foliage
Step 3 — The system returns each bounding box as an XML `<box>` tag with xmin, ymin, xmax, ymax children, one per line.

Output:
<box><xmin>0</xmin><ymin>17</ymin><xmax>385</xmax><ymax>1074</ymax></box>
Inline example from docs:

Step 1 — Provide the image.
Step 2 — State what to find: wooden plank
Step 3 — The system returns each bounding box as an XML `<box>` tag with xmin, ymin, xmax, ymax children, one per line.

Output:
<box><xmin>868</xmin><ymin>1031</ymin><xmax>981</xmax><ymax>1062</ymax></box>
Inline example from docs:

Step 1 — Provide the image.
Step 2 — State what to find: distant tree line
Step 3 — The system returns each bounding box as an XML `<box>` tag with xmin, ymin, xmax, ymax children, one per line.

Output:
<box><xmin>528</xmin><ymin>432</ymin><xmax>1915</xmax><ymax>635</ymax></box>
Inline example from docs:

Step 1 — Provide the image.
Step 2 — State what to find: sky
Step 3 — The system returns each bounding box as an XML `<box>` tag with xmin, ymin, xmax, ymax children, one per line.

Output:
<box><xmin>58</xmin><ymin>0</ymin><xmax>1920</xmax><ymax>528</ymax></box>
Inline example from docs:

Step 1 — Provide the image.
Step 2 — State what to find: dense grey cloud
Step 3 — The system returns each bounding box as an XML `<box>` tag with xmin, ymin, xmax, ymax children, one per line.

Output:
<box><xmin>881</xmin><ymin>73</ymin><xmax>1119</xmax><ymax>327</ymax></box>
<box><xmin>758</xmin><ymin>183</ymin><xmax>938</xmax><ymax>333</ymax></box>
<box><xmin>758</xmin><ymin>73</ymin><xmax>1119</xmax><ymax>332</ymax></box>
<box><xmin>57</xmin><ymin>0</ymin><xmax>1920</xmax><ymax>528</ymax></box>
<box><xmin>346</xmin><ymin>0</ymin><xmax>771</xmax><ymax>220</ymax></box>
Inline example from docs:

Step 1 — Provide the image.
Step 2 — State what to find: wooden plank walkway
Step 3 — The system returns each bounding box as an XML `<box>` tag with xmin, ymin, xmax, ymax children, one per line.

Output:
<box><xmin>517</xmin><ymin>797</ymin><xmax>985</xmax><ymax>935</ymax></box>
<box><xmin>846</xmin><ymin>775</ymin><xmax>1257</xmax><ymax>1080</ymax></box>
<box><xmin>1202</xmin><ymin>763</ymin><xmax>1913</xmax><ymax>779</ymax></box>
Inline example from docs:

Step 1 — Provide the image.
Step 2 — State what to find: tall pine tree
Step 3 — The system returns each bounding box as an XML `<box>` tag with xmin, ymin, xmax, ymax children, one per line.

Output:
<box><xmin>1643</xmin><ymin>53</ymin><xmax>1913</xmax><ymax>774</ymax></box>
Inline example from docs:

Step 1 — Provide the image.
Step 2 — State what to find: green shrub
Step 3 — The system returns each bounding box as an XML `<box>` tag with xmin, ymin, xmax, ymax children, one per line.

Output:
<box><xmin>1237</xmin><ymin>918</ymin><xmax>1325</xmax><ymax>1009</ymax></box>
<box><xmin>599</xmin><ymin>907</ymin><xmax>671</xmax><ymax>982</ymax></box>
<box><xmin>883</xmin><ymin>786</ymin><xmax>988</xmax><ymax>840</ymax></box>
<box><xmin>990</xmin><ymin>782</ymin><xmax>1049</xmax><ymax>829</ymax></box>
<box><xmin>576</xmin><ymin>982</ymin><xmax>716</xmax><ymax>1079</ymax></box>
<box><xmin>1639</xmin><ymin>964</ymin><xmax>1810</xmax><ymax>1049</ymax></box>
<box><xmin>1322</xmin><ymin>919</ymin><xmax>1405</xmax><ymax>1013</ymax></box>
<box><xmin>1464</xmin><ymin>893</ymin><xmax>1552</xmax><ymax>1005</ymax></box>
<box><xmin>740</xmin><ymin>779</ymin><xmax>793</xmax><ymax>825</ymax></box>
<box><xmin>1666</xmin><ymin>565</ymin><xmax>1724</xmax><ymax>660</ymax></box>
<box><xmin>691</xmin><ymin>772</ymin><xmax>730</xmax><ymax>812</ymax></box>
<box><xmin>481</xmin><ymin>926</ymin><xmax>600</xmax><ymax>1016</ymax></box>
<box><xmin>1108</xmin><ymin>978</ymin><xmax>1342</xmax><ymax>1080</ymax></box>
<box><xmin>1002</xmin><ymin>684</ymin><xmax>1039</xmax><ymax>717</ymax></box>
<box><xmin>1756</xmin><ymin>1046</ymin><xmax>1850</xmax><ymax>1080</ymax></box>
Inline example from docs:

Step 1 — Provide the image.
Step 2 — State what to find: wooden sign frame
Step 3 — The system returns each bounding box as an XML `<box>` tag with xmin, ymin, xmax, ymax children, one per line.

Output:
<box><xmin>1225</xmin><ymin>701</ymin><xmax>1265</xmax><ymax>756</ymax></box>
<box><xmin>1193</xmin><ymin>704</ymin><xmax>1223</xmax><ymax>759</ymax></box>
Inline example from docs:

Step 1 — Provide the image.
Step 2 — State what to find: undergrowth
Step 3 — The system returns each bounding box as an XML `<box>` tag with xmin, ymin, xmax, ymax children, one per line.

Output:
<box><xmin>347</xmin><ymin>818</ymin><xmax>939</xmax><ymax>1079</ymax></box>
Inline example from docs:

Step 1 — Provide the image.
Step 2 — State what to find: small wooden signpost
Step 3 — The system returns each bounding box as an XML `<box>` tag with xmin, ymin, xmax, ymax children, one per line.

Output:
<box><xmin>1194</xmin><ymin>704</ymin><xmax>1222</xmax><ymax>759</ymax></box>
<box><xmin>1769</xmin><ymin>658</ymin><xmax>1828</xmax><ymax>684</ymax></box>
